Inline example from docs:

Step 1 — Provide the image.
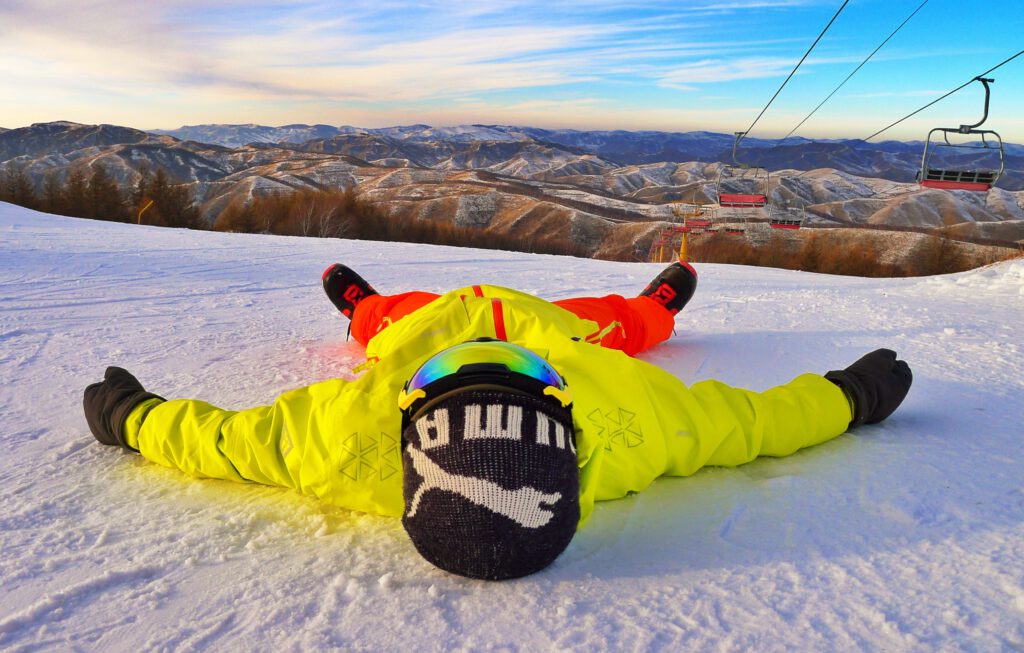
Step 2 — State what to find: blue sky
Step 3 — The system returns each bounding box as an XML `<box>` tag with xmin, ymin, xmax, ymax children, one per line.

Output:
<box><xmin>1</xmin><ymin>0</ymin><xmax>1022</xmax><ymax>140</ymax></box>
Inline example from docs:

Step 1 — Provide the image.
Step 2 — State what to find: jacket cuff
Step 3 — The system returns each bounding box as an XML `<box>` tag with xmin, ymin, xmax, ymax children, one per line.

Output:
<box><xmin>824</xmin><ymin>370</ymin><xmax>863</xmax><ymax>427</ymax></box>
<box><xmin>120</xmin><ymin>397</ymin><xmax>164</xmax><ymax>452</ymax></box>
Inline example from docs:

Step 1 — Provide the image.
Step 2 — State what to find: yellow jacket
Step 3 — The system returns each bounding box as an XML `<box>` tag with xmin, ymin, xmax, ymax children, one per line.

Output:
<box><xmin>126</xmin><ymin>285</ymin><xmax>851</xmax><ymax>523</ymax></box>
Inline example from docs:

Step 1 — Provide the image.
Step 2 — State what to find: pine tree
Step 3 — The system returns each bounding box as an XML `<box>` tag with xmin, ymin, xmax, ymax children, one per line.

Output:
<box><xmin>64</xmin><ymin>169</ymin><xmax>89</xmax><ymax>218</ymax></box>
<box><xmin>0</xmin><ymin>164</ymin><xmax>11</xmax><ymax>203</ymax></box>
<box><xmin>149</xmin><ymin>167</ymin><xmax>201</xmax><ymax>229</ymax></box>
<box><xmin>41</xmin><ymin>171</ymin><xmax>67</xmax><ymax>215</ymax></box>
<box><xmin>88</xmin><ymin>164</ymin><xmax>128</xmax><ymax>222</ymax></box>
<box><xmin>1</xmin><ymin>163</ymin><xmax>38</xmax><ymax>209</ymax></box>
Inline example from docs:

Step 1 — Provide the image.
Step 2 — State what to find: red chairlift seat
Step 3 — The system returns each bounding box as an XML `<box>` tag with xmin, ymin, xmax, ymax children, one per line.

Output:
<box><xmin>919</xmin><ymin>168</ymin><xmax>996</xmax><ymax>192</ymax></box>
<box><xmin>769</xmin><ymin>219</ymin><xmax>802</xmax><ymax>229</ymax></box>
<box><xmin>719</xmin><ymin>193</ymin><xmax>767</xmax><ymax>208</ymax></box>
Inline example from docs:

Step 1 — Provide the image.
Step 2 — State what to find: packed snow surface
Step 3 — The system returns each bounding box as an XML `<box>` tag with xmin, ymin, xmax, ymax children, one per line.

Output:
<box><xmin>1</xmin><ymin>202</ymin><xmax>1023</xmax><ymax>652</ymax></box>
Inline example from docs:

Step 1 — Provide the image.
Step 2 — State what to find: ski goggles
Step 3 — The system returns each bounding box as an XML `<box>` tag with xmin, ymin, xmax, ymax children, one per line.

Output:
<box><xmin>398</xmin><ymin>339</ymin><xmax>573</xmax><ymax>414</ymax></box>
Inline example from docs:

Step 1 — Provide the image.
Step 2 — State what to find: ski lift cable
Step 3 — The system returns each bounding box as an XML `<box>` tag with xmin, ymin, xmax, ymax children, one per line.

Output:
<box><xmin>864</xmin><ymin>48</ymin><xmax>1024</xmax><ymax>141</ymax></box>
<box><xmin>786</xmin><ymin>48</ymin><xmax>1024</xmax><ymax>184</ymax></box>
<box><xmin>784</xmin><ymin>0</ymin><xmax>931</xmax><ymax>140</ymax></box>
<box><xmin>739</xmin><ymin>0</ymin><xmax>851</xmax><ymax>145</ymax></box>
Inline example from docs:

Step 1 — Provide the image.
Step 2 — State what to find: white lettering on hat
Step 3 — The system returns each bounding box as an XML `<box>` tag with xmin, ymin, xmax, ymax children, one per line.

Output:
<box><xmin>416</xmin><ymin>408</ymin><xmax>450</xmax><ymax>450</ymax></box>
<box><xmin>405</xmin><ymin>444</ymin><xmax>561</xmax><ymax>529</ymax></box>
<box><xmin>535</xmin><ymin>412</ymin><xmax>573</xmax><ymax>452</ymax></box>
<box><xmin>464</xmin><ymin>404</ymin><xmax>522</xmax><ymax>442</ymax></box>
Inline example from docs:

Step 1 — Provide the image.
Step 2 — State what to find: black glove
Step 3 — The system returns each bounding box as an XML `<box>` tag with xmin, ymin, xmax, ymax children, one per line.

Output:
<box><xmin>825</xmin><ymin>349</ymin><xmax>912</xmax><ymax>427</ymax></box>
<box><xmin>84</xmin><ymin>367</ymin><xmax>164</xmax><ymax>451</ymax></box>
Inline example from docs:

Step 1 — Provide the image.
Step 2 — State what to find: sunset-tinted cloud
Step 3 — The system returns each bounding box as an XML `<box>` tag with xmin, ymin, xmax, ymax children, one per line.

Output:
<box><xmin>1</xmin><ymin>0</ymin><xmax>1020</xmax><ymax>139</ymax></box>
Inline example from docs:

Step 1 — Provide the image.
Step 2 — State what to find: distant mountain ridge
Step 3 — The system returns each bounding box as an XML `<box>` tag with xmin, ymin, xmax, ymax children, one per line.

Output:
<box><xmin>150</xmin><ymin>123</ymin><xmax>343</xmax><ymax>148</ymax></box>
<box><xmin>0</xmin><ymin>121</ymin><xmax>164</xmax><ymax>161</ymax></box>
<box><xmin>150</xmin><ymin>122</ymin><xmax>1023</xmax><ymax>190</ymax></box>
<box><xmin>2</xmin><ymin>120</ymin><xmax>1022</xmax><ymax>255</ymax></box>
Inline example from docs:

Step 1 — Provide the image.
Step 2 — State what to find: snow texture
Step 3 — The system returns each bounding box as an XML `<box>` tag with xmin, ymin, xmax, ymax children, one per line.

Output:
<box><xmin>1</xmin><ymin>201</ymin><xmax>1023</xmax><ymax>652</ymax></box>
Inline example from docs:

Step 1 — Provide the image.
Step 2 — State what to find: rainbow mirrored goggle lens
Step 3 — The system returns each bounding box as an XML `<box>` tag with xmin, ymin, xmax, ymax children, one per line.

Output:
<box><xmin>398</xmin><ymin>340</ymin><xmax>571</xmax><ymax>411</ymax></box>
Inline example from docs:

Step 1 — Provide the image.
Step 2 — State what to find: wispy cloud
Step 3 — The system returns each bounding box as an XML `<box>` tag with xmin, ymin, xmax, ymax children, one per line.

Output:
<box><xmin>661</xmin><ymin>57</ymin><xmax>798</xmax><ymax>86</ymax></box>
<box><xmin>0</xmin><ymin>0</ymin><xmax>1019</xmax><ymax>140</ymax></box>
<box><xmin>0</xmin><ymin>1</ymin><xmax>811</xmax><ymax>106</ymax></box>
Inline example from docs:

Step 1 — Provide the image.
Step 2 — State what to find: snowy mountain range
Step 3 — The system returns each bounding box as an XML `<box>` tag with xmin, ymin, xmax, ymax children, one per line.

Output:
<box><xmin>3</xmin><ymin>121</ymin><xmax>1023</xmax><ymax>252</ymax></box>
<box><xmin>151</xmin><ymin>122</ymin><xmax>1024</xmax><ymax>189</ymax></box>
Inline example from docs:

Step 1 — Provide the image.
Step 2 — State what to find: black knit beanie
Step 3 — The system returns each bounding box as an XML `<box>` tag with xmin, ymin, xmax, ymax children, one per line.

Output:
<box><xmin>401</xmin><ymin>388</ymin><xmax>579</xmax><ymax>580</ymax></box>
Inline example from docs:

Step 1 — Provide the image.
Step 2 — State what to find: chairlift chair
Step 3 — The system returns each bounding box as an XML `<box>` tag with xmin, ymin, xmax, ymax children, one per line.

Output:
<box><xmin>769</xmin><ymin>200</ymin><xmax>804</xmax><ymax>230</ymax></box>
<box><xmin>918</xmin><ymin>77</ymin><xmax>1005</xmax><ymax>192</ymax></box>
<box><xmin>717</xmin><ymin>132</ymin><xmax>770</xmax><ymax>208</ymax></box>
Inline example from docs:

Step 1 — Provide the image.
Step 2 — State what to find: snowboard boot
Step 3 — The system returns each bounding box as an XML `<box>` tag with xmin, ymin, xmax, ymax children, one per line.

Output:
<box><xmin>640</xmin><ymin>261</ymin><xmax>698</xmax><ymax>315</ymax></box>
<box><xmin>322</xmin><ymin>263</ymin><xmax>377</xmax><ymax>318</ymax></box>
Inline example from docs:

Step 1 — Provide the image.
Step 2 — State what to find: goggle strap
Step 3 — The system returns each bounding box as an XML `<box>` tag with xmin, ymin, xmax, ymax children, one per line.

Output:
<box><xmin>402</xmin><ymin>384</ymin><xmax>573</xmax><ymax>436</ymax></box>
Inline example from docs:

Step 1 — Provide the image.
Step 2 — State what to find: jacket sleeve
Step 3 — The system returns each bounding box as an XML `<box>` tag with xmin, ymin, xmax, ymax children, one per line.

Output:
<box><xmin>123</xmin><ymin>378</ymin><xmax>350</xmax><ymax>501</ymax></box>
<box><xmin>662</xmin><ymin>372</ymin><xmax>853</xmax><ymax>476</ymax></box>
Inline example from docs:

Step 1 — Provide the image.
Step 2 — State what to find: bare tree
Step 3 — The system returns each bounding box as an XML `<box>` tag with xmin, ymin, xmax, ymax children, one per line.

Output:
<box><xmin>296</xmin><ymin>200</ymin><xmax>316</xmax><ymax>237</ymax></box>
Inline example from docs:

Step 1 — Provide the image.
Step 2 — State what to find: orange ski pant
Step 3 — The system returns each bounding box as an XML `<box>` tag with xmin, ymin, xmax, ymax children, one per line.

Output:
<box><xmin>350</xmin><ymin>289</ymin><xmax>675</xmax><ymax>356</ymax></box>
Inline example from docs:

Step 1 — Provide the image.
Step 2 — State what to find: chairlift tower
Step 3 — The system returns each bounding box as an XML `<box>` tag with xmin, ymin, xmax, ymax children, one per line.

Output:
<box><xmin>648</xmin><ymin>201</ymin><xmax>715</xmax><ymax>263</ymax></box>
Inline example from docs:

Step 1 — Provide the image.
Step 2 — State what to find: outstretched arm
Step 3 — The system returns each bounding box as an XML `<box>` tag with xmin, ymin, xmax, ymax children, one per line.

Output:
<box><xmin>85</xmin><ymin>366</ymin><xmax>406</xmax><ymax>516</ymax></box>
<box><xmin>86</xmin><ymin>368</ymin><xmax>349</xmax><ymax>499</ymax></box>
<box><xmin>124</xmin><ymin>378</ymin><xmax>349</xmax><ymax>496</ymax></box>
<box><xmin>665</xmin><ymin>373</ymin><xmax>853</xmax><ymax>476</ymax></box>
<box><xmin>658</xmin><ymin>348</ymin><xmax>911</xmax><ymax>475</ymax></box>
<box><xmin>569</xmin><ymin>350</ymin><xmax>856</xmax><ymax>514</ymax></box>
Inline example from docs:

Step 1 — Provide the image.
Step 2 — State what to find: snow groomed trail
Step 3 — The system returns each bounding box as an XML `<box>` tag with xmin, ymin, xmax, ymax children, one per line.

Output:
<box><xmin>1</xmin><ymin>203</ymin><xmax>1022</xmax><ymax>652</ymax></box>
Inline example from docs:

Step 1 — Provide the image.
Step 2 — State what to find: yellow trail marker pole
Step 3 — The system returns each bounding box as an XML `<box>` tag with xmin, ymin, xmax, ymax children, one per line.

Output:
<box><xmin>137</xmin><ymin>199</ymin><xmax>154</xmax><ymax>225</ymax></box>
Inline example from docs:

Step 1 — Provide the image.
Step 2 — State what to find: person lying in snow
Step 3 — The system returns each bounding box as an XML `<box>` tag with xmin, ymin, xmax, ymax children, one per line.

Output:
<box><xmin>83</xmin><ymin>262</ymin><xmax>912</xmax><ymax>580</ymax></box>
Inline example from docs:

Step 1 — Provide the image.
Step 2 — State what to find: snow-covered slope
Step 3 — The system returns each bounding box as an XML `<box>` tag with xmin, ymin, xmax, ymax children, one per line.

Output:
<box><xmin>1</xmin><ymin>203</ymin><xmax>1022</xmax><ymax>651</ymax></box>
